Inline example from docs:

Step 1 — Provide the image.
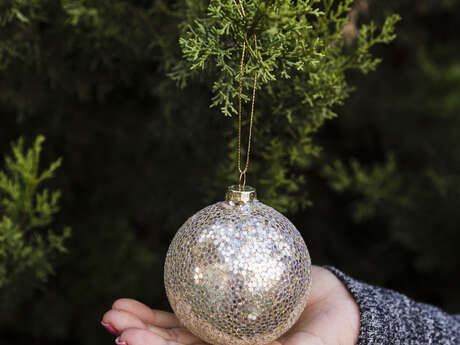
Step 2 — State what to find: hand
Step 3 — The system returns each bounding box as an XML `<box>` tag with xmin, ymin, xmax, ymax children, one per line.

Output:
<box><xmin>101</xmin><ymin>266</ymin><xmax>360</xmax><ymax>345</ymax></box>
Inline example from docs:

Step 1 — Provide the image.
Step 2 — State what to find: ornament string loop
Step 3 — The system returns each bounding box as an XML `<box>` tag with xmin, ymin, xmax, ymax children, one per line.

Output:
<box><xmin>239</xmin><ymin>171</ymin><xmax>247</xmax><ymax>189</ymax></box>
<box><xmin>235</xmin><ymin>0</ymin><xmax>258</xmax><ymax>191</ymax></box>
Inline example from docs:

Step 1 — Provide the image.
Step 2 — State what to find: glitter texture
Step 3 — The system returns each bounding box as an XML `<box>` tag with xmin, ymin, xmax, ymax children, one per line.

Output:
<box><xmin>164</xmin><ymin>191</ymin><xmax>312</xmax><ymax>345</ymax></box>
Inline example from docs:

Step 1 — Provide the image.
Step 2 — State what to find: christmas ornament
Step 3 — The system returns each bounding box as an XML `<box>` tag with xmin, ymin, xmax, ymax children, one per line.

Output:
<box><xmin>164</xmin><ymin>185</ymin><xmax>312</xmax><ymax>345</ymax></box>
<box><xmin>164</xmin><ymin>3</ymin><xmax>312</xmax><ymax>345</ymax></box>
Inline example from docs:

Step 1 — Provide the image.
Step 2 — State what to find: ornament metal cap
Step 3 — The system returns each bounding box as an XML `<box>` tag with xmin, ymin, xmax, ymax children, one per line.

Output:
<box><xmin>225</xmin><ymin>185</ymin><xmax>257</xmax><ymax>203</ymax></box>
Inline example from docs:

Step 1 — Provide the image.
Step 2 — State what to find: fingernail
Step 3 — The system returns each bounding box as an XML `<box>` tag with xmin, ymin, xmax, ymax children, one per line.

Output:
<box><xmin>101</xmin><ymin>321</ymin><xmax>119</xmax><ymax>335</ymax></box>
<box><xmin>115</xmin><ymin>337</ymin><xmax>128</xmax><ymax>345</ymax></box>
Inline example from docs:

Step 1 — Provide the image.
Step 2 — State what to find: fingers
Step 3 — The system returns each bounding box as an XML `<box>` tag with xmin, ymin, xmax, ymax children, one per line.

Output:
<box><xmin>117</xmin><ymin>328</ymin><xmax>207</xmax><ymax>345</ymax></box>
<box><xmin>102</xmin><ymin>309</ymin><xmax>146</xmax><ymax>335</ymax></box>
<box><xmin>116</xmin><ymin>328</ymin><xmax>169</xmax><ymax>345</ymax></box>
<box><xmin>145</xmin><ymin>325</ymin><xmax>202</xmax><ymax>345</ymax></box>
<box><xmin>103</xmin><ymin>301</ymin><xmax>203</xmax><ymax>345</ymax></box>
<box><xmin>112</xmin><ymin>298</ymin><xmax>182</xmax><ymax>328</ymax></box>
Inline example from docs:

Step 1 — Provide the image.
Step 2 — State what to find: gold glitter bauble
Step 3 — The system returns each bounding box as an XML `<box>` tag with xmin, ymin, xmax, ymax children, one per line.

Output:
<box><xmin>164</xmin><ymin>186</ymin><xmax>312</xmax><ymax>345</ymax></box>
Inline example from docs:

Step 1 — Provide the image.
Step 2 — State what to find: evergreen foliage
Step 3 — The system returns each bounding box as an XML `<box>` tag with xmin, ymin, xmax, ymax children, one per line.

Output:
<box><xmin>0</xmin><ymin>1</ymin><xmax>458</xmax><ymax>345</ymax></box>
<box><xmin>0</xmin><ymin>135</ymin><xmax>70</xmax><ymax>288</ymax></box>
<box><xmin>171</xmin><ymin>0</ymin><xmax>399</xmax><ymax>211</ymax></box>
<box><xmin>174</xmin><ymin>0</ymin><xmax>399</xmax><ymax>119</ymax></box>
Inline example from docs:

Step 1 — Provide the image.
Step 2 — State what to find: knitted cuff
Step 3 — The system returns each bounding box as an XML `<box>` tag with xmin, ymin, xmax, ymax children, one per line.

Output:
<box><xmin>324</xmin><ymin>266</ymin><xmax>460</xmax><ymax>345</ymax></box>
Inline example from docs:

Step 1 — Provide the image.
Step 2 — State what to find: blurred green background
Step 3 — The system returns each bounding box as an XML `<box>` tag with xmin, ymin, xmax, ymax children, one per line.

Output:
<box><xmin>1</xmin><ymin>1</ymin><xmax>459</xmax><ymax>344</ymax></box>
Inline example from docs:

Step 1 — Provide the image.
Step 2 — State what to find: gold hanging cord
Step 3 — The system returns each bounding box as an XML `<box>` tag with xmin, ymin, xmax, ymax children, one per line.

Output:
<box><xmin>234</xmin><ymin>0</ymin><xmax>258</xmax><ymax>191</ymax></box>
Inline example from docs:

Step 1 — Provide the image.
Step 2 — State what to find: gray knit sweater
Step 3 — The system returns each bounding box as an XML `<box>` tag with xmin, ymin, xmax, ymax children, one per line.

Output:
<box><xmin>325</xmin><ymin>267</ymin><xmax>460</xmax><ymax>345</ymax></box>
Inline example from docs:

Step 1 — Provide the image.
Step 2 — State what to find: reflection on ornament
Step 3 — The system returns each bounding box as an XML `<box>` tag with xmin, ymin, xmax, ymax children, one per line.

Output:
<box><xmin>164</xmin><ymin>186</ymin><xmax>312</xmax><ymax>345</ymax></box>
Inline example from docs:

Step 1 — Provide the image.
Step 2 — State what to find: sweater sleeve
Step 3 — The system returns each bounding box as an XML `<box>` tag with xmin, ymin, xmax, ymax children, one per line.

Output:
<box><xmin>324</xmin><ymin>266</ymin><xmax>460</xmax><ymax>345</ymax></box>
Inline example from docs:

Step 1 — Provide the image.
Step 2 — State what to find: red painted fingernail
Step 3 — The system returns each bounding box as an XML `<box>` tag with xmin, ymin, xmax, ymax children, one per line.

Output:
<box><xmin>115</xmin><ymin>337</ymin><xmax>128</xmax><ymax>345</ymax></box>
<box><xmin>101</xmin><ymin>321</ymin><xmax>119</xmax><ymax>335</ymax></box>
